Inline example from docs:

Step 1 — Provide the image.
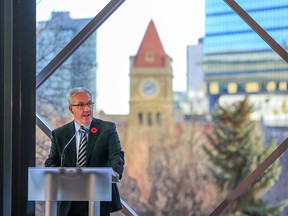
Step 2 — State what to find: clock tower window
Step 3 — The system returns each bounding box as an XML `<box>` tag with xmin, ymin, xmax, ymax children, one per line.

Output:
<box><xmin>138</xmin><ymin>113</ymin><xmax>143</xmax><ymax>125</ymax></box>
<box><xmin>156</xmin><ymin>112</ymin><xmax>161</xmax><ymax>125</ymax></box>
<box><xmin>145</xmin><ymin>52</ymin><xmax>154</xmax><ymax>62</ymax></box>
<box><xmin>147</xmin><ymin>112</ymin><xmax>152</xmax><ymax>126</ymax></box>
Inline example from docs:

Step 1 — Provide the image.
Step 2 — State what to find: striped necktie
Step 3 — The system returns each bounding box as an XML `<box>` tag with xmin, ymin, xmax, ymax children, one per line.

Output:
<box><xmin>77</xmin><ymin>126</ymin><xmax>88</xmax><ymax>167</ymax></box>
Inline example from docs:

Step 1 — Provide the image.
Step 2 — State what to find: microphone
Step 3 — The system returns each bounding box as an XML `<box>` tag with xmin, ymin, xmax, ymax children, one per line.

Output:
<box><xmin>60</xmin><ymin>129</ymin><xmax>80</xmax><ymax>168</ymax></box>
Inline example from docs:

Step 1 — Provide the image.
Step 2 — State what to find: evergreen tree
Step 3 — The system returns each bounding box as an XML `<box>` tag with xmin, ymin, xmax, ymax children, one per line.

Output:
<box><xmin>204</xmin><ymin>97</ymin><xmax>287</xmax><ymax>216</ymax></box>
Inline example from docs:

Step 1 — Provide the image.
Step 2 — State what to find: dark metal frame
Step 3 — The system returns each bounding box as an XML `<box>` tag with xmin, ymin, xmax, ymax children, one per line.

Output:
<box><xmin>2</xmin><ymin>0</ymin><xmax>36</xmax><ymax>215</ymax></box>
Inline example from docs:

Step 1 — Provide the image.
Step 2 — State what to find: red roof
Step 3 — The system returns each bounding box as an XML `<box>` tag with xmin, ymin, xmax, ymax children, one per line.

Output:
<box><xmin>134</xmin><ymin>20</ymin><xmax>167</xmax><ymax>67</ymax></box>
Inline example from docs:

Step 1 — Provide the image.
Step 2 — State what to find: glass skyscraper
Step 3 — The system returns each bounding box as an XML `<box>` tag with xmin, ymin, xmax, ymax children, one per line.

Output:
<box><xmin>204</xmin><ymin>0</ymin><xmax>288</xmax><ymax>118</ymax></box>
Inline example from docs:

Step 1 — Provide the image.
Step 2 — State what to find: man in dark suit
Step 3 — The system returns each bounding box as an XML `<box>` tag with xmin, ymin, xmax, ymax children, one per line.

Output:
<box><xmin>45</xmin><ymin>87</ymin><xmax>125</xmax><ymax>216</ymax></box>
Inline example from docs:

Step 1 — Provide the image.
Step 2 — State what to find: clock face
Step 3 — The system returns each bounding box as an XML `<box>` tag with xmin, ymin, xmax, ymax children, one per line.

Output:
<box><xmin>140</xmin><ymin>79</ymin><xmax>159</xmax><ymax>98</ymax></box>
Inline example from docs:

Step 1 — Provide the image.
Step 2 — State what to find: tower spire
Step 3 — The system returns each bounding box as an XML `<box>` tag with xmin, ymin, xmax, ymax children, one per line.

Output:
<box><xmin>134</xmin><ymin>19</ymin><xmax>170</xmax><ymax>67</ymax></box>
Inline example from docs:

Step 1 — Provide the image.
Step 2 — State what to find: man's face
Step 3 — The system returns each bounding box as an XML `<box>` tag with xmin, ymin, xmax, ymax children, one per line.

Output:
<box><xmin>69</xmin><ymin>92</ymin><xmax>93</xmax><ymax>126</ymax></box>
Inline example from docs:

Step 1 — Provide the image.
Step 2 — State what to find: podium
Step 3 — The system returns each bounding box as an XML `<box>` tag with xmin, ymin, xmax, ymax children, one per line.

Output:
<box><xmin>28</xmin><ymin>167</ymin><xmax>116</xmax><ymax>216</ymax></box>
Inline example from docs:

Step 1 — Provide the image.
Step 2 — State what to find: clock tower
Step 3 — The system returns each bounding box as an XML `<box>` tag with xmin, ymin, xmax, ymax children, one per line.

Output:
<box><xmin>129</xmin><ymin>20</ymin><xmax>173</xmax><ymax>131</ymax></box>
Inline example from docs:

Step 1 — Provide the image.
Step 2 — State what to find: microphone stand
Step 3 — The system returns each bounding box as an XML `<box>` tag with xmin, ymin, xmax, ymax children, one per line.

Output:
<box><xmin>60</xmin><ymin>130</ymin><xmax>79</xmax><ymax>168</ymax></box>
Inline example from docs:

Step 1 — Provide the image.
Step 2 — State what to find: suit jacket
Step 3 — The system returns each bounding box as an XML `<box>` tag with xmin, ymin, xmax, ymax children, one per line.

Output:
<box><xmin>45</xmin><ymin>118</ymin><xmax>125</xmax><ymax>215</ymax></box>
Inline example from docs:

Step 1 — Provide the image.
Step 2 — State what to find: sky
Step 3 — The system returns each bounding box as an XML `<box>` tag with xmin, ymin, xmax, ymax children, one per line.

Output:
<box><xmin>37</xmin><ymin>0</ymin><xmax>205</xmax><ymax>114</ymax></box>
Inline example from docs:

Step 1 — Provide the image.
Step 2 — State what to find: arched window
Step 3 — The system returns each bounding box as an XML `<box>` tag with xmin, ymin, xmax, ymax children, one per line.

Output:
<box><xmin>138</xmin><ymin>112</ymin><xmax>143</xmax><ymax>125</ymax></box>
<box><xmin>147</xmin><ymin>112</ymin><xmax>152</xmax><ymax>126</ymax></box>
<box><xmin>156</xmin><ymin>112</ymin><xmax>161</xmax><ymax>125</ymax></box>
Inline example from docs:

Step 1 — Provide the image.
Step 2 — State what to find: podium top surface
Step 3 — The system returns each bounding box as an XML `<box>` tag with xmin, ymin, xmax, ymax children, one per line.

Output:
<box><xmin>28</xmin><ymin>167</ymin><xmax>114</xmax><ymax>201</ymax></box>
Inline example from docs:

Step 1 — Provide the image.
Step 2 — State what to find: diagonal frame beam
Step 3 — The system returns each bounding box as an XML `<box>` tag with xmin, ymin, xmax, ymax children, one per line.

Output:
<box><xmin>36</xmin><ymin>113</ymin><xmax>53</xmax><ymax>138</ymax></box>
<box><xmin>209</xmin><ymin>138</ymin><xmax>288</xmax><ymax>216</ymax></box>
<box><xmin>224</xmin><ymin>0</ymin><xmax>288</xmax><ymax>63</ymax></box>
<box><xmin>36</xmin><ymin>0</ymin><xmax>126</xmax><ymax>89</ymax></box>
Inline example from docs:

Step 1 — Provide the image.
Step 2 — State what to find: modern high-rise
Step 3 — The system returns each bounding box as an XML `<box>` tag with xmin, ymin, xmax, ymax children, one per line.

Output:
<box><xmin>204</xmin><ymin>0</ymin><xmax>288</xmax><ymax>124</ymax></box>
<box><xmin>186</xmin><ymin>38</ymin><xmax>208</xmax><ymax>117</ymax></box>
<box><xmin>187</xmin><ymin>38</ymin><xmax>204</xmax><ymax>92</ymax></box>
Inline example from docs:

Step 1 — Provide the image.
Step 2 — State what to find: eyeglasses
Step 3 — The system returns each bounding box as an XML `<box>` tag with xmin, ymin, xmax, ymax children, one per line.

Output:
<box><xmin>70</xmin><ymin>102</ymin><xmax>94</xmax><ymax>109</ymax></box>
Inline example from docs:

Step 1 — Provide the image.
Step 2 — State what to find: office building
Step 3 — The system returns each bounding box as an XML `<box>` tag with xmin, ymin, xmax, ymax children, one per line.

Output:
<box><xmin>186</xmin><ymin>38</ymin><xmax>208</xmax><ymax>117</ymax></box>
<box><xmin>204</xmin><ymin>0</ymin><xmax>288</xmax><ymax>125</ymax></box>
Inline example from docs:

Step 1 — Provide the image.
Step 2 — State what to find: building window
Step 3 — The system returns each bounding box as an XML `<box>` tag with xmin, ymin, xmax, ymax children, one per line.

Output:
<box><xmin>138</xmin><ymin>113</ymin><xmax>143</xmax><ymax>125</ymax></box>
<box><xmin>147</xmin><ymin>112</ymin><xmax>152</xmax><ymax>126</ymax></box>
<box><xmin>266</xmin><ymin>81</ymin><xmax>276</xmax><ymax>91</ymax></box>
<box><xmin>228</xmin><ymin>82</ymin><xmax>237</xmax><ymax>93</ymax></box>
<box><xmin>279</xmin><ymin>82</ymin><xmax>287</xmax><ymax>91</ymax></box>
<box><xmin>145</xmin><ymin>52</ymin><xmax>154</xmax><ymax>62</ymax></box>
<box><xmin>156</xmin><ymin>112</ymin><xmax>161</xmax><ymax>125</ymax></box>
<box><xmin>209</xmin><ymin>82</ymin><xmax>219</xmax><ymax>94</ymax></box>
<box><xmin>245</xmin><ymin>82</ymin><xmax>259</xmax><ymax>92</ymax></box>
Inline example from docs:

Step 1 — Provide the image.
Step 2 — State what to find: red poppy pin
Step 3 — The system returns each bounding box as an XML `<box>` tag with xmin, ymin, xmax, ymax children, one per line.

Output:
<box><xmin>90</xmin><ymin>127</ymin><xmax>98</xmax><ymax>134</ymax></box>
